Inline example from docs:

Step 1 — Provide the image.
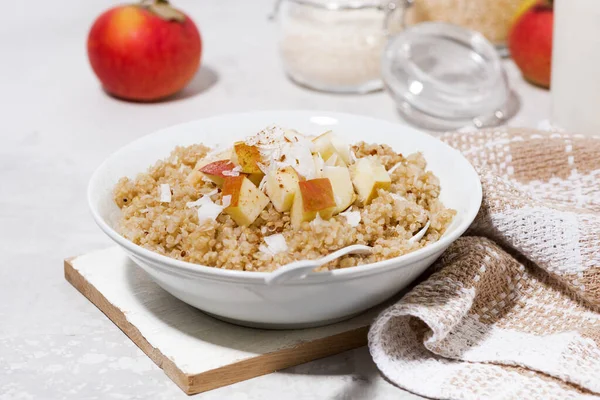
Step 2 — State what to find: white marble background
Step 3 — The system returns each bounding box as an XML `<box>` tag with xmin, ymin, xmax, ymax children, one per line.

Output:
<box><xmin>0</xmin><ymin>1</ymin><xmax>551</xmax><ymax>399</ymax></box>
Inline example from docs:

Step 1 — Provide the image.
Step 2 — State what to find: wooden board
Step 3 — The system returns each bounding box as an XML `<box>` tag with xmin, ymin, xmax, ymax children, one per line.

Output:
<box><xmin>65</xmin><ymin>247</ymin><xmax>381</xmax><ymax>395</ymax></box>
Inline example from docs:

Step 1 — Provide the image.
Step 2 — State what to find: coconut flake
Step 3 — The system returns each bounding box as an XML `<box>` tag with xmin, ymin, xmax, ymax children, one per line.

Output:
<box><xmin>185</xmin><ymin>189</ymin><xmax>228</xmax><ymax>222</ymax></box>
<box><xmin>314</xmin><ymin>153</ymin><xmax>325</xmax><ymax>177</ymax></box>
<box><xmin>262</xmin><ymin>234</ymin><xmax>288</xmax><ymax>256</ymax></box>
<box><xmin>245</xmin><ymin>126</ymin><xmax>286</xmax><ymax>147</ymax></box>
<box><xmin>243</xmin><ymin>126</ymin><xmax>316</xmax><ymax>174</ymax></box>
<box><xmin>196</xmin><ymin>202</ymin><xmax>224</xmax><ymax>223</ymax></box>
<box><xmin>339</xmin><ymin>210</ymin><xmax>361</xmax><ymax>227</ymax></box>
<box><xmin>309</xmin><ymin>212</ymin><xmax>325</xmax><ymax>228</ymax></box>
<box><xmin>186</xmin><ymin>189</ymin><xmax>218</xmax><ymax>208</ymax></box>
<box><xmin>223</xmin><ymin>165</ymin><xmax>243</xmax><ymax>177</ymax></box>
<box><xmin>388</xmin><ymin>162</ymin><xmax>403</xmax><ymax>174</ymax></box>
<box><xmin>160</xmin><ymin>184</ymin><xmax>172</xmax><ymax>203</ymax></box>
<box><xmin>409</xmin><ymin>221</ymin><xmax>430</xmax><ymax>243</ymax></box>
<box><xmin>221</xmin><ymin>195</ymin><xmax>232</xmax><ymax>208</ymax></box>
<box><xmin>258</xmin><ymin>174</ymin><xmax>269</xmax><ymax>192</ymax></box>
<box><xmin>283</xmin><ymin>129</ymin><xmax>304</xmax><ymax>143</ymax></box>
<box><xmin>186</xmin><ymin>195</ymin><xmax>212</xmax><ymax>208</ymax></box>
<box><xmin>390</xmin><ymin>193</ymin><xmax>408</xmax><ymax>202</ymax></box>
<box><xmin>248</xmin><ymin>127</ymin><xmax>317</xmax><ymax>179</ymax></box>
<box><xmin>284</xmin><ymin>140</ymin><xmax>316</xmax><ymax>179</ymax></box>
<box><xmin>222</xmin><ymin>169</ymin><xmax>240</xmax><ymax>177</ymax></box>
<box><xmin>259</xmin><ymin>244</ymin><xmax>271</xmax><ymax>255</ymax></box>
<box><xmin>257</xmin><ymin>162</ymin><xmax>270</xmax><ymax>175</ymax></box>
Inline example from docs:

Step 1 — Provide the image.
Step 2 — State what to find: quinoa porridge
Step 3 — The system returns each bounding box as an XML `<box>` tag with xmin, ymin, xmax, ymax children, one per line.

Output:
<box><xmin>113</xmin><ymin>127</ymin><xmax>455</xmax><ymax>272</ymax></box>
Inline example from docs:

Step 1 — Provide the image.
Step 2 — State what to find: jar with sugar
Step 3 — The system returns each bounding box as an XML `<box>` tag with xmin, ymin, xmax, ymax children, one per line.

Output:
<box><xmin>273</xmin><ymin>0</ymin><xmax>404</xmax><ymax>94</ymax></box>
<box><xmin>272</xmin><ymin>0</ymin><xmax>514</xmax><ymax>130</ymax></box>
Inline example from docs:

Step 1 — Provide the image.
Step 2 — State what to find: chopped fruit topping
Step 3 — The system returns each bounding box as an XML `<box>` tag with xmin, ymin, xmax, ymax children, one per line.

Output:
<box><xmin>290</xmin><ymin>178</ymin><xmax>336</xmax><ymax>228</ymax></box>
<box><xmin>265</xmin><ymin>166</ymin><xmax>300</xmax><ymax>212</ymax></box>
<box><xmin>222</xmin><ymin>176</ymin><xmax>270</xmax><ymax>226</ymax></box>
<box><xmin>350</xmin><ymin>156</ymin><xmax>391</xmax><ymax>204</ymax></box>
<box><xmin>159</xmin><ymin>184</ymin><xmax>171</xmax><ymax>203</ymax></box>
<box><xmin>199</xmin><ymin>160</ymin><xmax>237</xmax><ymax>186</ymax></box>
<box><xmin>312</xmin><ymin>131</ymin><xmax>352</xmax><ymax>165</ymax></box>
<box><xmin>312</xmin><ymin>131</ymin><xmax>338</xmax><ymax>161</ymax></box>
<box><xmin>322</xmin><ymin>166</ymin><xmax>355</xmax><ymax>214</ymax></box>
<box><xmin>232</xmin><ymin>142</ymin><xmax>263</xmax><ymax>174</ymax></box>
<box><xmin>247</xmin><ymin>173</ymin><xmax>265</xmax><ymax>187</ymax></box>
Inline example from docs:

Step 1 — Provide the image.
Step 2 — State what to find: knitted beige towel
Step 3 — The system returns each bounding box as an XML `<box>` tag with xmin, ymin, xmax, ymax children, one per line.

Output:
<box><xmin>369</xmin><ymin>128</ymin><xmax>600</xmax><ymax>399</ymax></box>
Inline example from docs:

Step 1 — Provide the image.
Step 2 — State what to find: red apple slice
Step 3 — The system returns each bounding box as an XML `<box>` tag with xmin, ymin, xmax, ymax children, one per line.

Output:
<box><xmin>222</xmin><ymin>176</ymin><xmax>270</xmax><ymax>226</ymax></box>
<box><xmin>199</xmin><ymin>160</ymin><xmax>237</xmax><ymax>186</ymax></box>
<box><xmin>291</xmin><ymin>178</ymin><xmax>336</xmax><ymax>228</ymax></box>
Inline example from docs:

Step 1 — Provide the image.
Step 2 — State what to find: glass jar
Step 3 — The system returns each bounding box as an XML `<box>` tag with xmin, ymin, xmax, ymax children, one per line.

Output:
<box><xmin>272</xmin><ymin>0</ymin><xmax>515</xmax><ymax>130</ymax></box>
<box><xmin>275</xmin><ymin>0</ymin><xmax>404</xmax><ymax>93</ymax></box>
<box><xmin>381</xmin><ymin>22</ymin><xmax>512</xmax><ymax>130</ymax></box>
<box><xmin>404</xmin><ymin>0</ymin><xmax>523</xmax><ymax>48</ymax></box>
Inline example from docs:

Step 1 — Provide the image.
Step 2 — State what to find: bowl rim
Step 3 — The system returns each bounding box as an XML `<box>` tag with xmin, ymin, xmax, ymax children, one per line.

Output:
<box><xmin>88</xmin><ymin>110</ymin><xmax>482</xmax><ymax>284</ymax></box>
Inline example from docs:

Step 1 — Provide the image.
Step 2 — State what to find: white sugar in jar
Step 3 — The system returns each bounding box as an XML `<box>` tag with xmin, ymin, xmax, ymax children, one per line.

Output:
<box><xmin>275</xmin><ymin>0</ymin><xmax>404</xmax><ymax>93</ymax></box>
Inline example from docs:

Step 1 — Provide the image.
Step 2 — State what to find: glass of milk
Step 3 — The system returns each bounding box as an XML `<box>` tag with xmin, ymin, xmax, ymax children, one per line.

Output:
<box><xmin>552</xmin><ymin>0</ymin><xmax>600</xmax><ymax>136</ymax></box>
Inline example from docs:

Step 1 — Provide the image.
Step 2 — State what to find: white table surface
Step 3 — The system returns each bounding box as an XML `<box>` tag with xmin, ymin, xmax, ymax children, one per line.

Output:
<box><xmin>0</xmin><ymin>1</ymin><xmax>551</xmax><ymax>399</ymax></box>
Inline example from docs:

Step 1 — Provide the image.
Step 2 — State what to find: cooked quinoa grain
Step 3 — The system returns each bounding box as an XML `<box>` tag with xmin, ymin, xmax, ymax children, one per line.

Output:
<box><xmin>113</xmin><ymin>139</ymin><xmax>455</xmax><ymax>272</ymax></box>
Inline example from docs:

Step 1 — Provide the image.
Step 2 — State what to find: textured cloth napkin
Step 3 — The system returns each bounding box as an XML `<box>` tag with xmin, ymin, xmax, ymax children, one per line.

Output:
<box><xmin>369</xmin><ymin>128</ymin><xmax>600</xmax><ymax>399</ymax></box>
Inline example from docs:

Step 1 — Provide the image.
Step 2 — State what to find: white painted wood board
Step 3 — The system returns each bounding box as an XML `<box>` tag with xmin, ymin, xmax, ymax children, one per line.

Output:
<box><xmin>64</xmin><ymin>247</ymin><xmax>383</xmax><ymax>395</ymax></box>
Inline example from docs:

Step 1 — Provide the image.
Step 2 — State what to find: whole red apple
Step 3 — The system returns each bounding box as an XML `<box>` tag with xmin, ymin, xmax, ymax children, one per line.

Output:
<box><xmin>87</xmin><ymin>0</ymin><xmax>202</xmax><ymax>101</ymax></box>
<box><xmin>508</xmin><ymin>1</ymin><xmax>553</xmax><ymax>88</ymax></box>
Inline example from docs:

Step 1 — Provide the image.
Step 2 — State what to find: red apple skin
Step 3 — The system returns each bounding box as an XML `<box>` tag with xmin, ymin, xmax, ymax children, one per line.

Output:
<box><xmin>199</xmin><ymin>160</ymin><xmax>236</xmax><ymax>177</ymax></box>
<box><xmin>299</xmin><ymin>178</ymin><xmax>336</xmax><ymax>212</ymax></box>
<box><xmin>508</xmin><ymin>4</ymin><xmax>553</xmax><ymax>88</ymax></box>
<box><xmin>87</xmin><ymin>5</ymin><xmax>202</xmax><ymax>101</ymax></box>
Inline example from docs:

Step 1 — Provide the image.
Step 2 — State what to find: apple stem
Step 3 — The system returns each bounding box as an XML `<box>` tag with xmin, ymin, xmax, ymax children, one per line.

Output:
<box><xmin>139</xmin><ymin>0</ymin><xmax>186</xmax><ymax>22</ymax></box>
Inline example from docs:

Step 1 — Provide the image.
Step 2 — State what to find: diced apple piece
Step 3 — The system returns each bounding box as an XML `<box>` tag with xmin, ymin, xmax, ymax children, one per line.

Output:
<box><xmin>312</xmin><ymin>131</ymin><xmax>352</xmax><ymax>165</ymax></box>
<box><xmin>330</xmin><ymin>135</ymin><xmax>351</xmax><ymax>165</ymax></box>
<box><xmin>247</xmin><ymin>173</ymin><xmax>264</xmax><ymax>187</ymax></box>
<box><xmin>199</xmin><ymin>160</ymin><xmax>236</xmax><ymax>186</ymax></box>
<box><xmin>222</xmin><ymin>176</ymin><xmax>270</xmax><ymax>226</ymax></box>
<box><xmin>186</xmin><ymin>170</ymin><xmax>205</xmax><ymax>187</ymax></box>
<box><xmin>189</xmin><ymin>149</ymin><xmax>233</xmax><ymax>186</ymax></box>
<box><xmin>312</xmin><ymin>131</ymin><xmax>337</xmax><ymax>161</ymax></box>
<box><xmin>193</xmin><ymin>148</ymin><xmax>231</xmax><ymax>170</ymax></box>
<box><xmin>232</xmin><ymin>142</ymin><xmax>263</xmax><ymax>174</ymax></box>
<box><xmin>291</xmin><ymin>178</ymin><xmax>336</xmax><ymax>228</ymax></box>
<box><xmin>322</xmin><ymin>166</ymin><xmax>355</xmax><ymax>214</ymax></box>
<box><xmin>350</xmin><ymin>157</ymin><xmax>391</xmax><ymax>204</ymax></box>
<box><xmin>324</xmin><ymin>153</ymin><xmax>347</xmax><ymax>167</ymax></box>
<box><xmin>265</xmin><ymin>166</ymin><xmax>300</xmax><ymax>212</ymax></box>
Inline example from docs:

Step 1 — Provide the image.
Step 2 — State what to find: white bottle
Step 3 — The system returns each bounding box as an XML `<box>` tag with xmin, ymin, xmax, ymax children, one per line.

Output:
<box><xmin>551</xmin><ymin>0</ymin><xmax>600</xmax><ymax>136</ymax></box>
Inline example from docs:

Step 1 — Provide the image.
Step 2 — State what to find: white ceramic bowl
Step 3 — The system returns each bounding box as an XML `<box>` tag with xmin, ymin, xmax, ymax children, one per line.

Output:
<box><xmin>88</xmin><ymin>111</ymin><xmax>481</xmax><ymax>329</ymax></box>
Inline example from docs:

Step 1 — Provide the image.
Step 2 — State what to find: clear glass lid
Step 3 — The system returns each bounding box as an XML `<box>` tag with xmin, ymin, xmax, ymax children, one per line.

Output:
<box><xmin>381</xmin><ymin>22</ymin><xmax>511</xmax><ymax>131</ymax></box>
